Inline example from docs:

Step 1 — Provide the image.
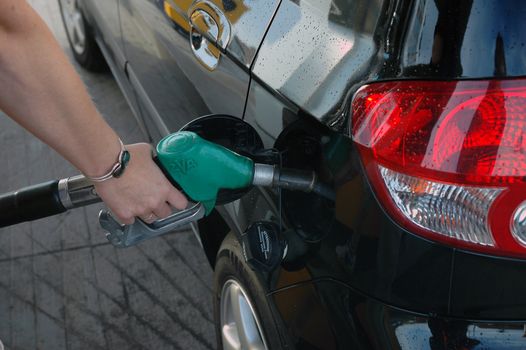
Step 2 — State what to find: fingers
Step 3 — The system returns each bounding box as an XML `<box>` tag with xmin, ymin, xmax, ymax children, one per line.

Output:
<box><xmin>136</xmin><ymin>198</ymin><xmax>172</xmax><ymax>224</ymax></box>
<box><xmin>114</xmin><ymin>209</ymin><xmax>135</xmax><ymax>225</ymax></box>
<box><xmin>143</xmin><ymin>189</ymin><xmax>187</xmax><ymax>223</ymax></box>
<box><xmin>167</xmin><ymin>188</ymin><xmax>188</xmax><ymax>210</ymax></box>
<box><xmin>140</xmin><ymin>212</ymin><xmax>157</xmax><ymax>224</ymax></box>
<box><xmin>153</xmin><ymin>202</ymin><xmax>172</xmax><ymax>219</ymax></box>
<box><xmin>111</xmin><ymin>191</ymin><xmax>185</xmax><ymax>225</ymax></box>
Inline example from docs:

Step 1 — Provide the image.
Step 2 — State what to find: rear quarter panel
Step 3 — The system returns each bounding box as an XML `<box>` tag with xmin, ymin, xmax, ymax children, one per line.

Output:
<box><xmin>242</xmin><ymin>0</ymin><xmax>526</xmax><ymax>321</ymax></box>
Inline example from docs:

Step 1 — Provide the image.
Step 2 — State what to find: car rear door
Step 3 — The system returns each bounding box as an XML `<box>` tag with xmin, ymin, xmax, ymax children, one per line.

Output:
<box><xmin>83</xmin><ymin>0</ymin><xmax>124</xmax><ymax>67</ymax></box>
<box><xmin>119</xmin><ymin>0</ymin><xmax>280</xmax><ymax>142</ymax></box>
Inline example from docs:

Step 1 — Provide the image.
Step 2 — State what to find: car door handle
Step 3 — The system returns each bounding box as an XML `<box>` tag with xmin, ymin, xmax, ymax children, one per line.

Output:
<box><xmin>189</xmin><ymin>1</ymin><xmax>231</xmax><ymax>70</ymax></box>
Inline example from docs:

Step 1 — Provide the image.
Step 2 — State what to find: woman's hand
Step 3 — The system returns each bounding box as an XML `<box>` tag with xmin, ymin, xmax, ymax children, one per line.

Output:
<box><xmin>93</xmin><ymin>143</ymin><xmax>188</xmax><ymax>225</ymax></box>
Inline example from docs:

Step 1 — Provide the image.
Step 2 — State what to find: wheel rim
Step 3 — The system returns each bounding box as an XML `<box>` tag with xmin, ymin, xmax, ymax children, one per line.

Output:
<box><xmin>59</xmin><ymin>0</ymin><xmax>86</xmax><ymax>55</ymax></box>
<box><xmin>220</xmin><ymin>279</ymin><xmax>268</xmax><ymax>350</ymax></box>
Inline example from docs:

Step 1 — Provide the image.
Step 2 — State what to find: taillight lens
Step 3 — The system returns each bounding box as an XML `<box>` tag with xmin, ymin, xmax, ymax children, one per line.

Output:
<box><xmin>352</xmin><ymin>79</ymin><xmax>526</xmax><ymax>258</ymax></box>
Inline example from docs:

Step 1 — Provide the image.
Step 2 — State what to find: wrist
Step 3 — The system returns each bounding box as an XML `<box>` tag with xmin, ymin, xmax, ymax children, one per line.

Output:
<box><xmin>84</xmin><ymin>138</ymin><xmax>130</xmax><ymax>182</ymax></box>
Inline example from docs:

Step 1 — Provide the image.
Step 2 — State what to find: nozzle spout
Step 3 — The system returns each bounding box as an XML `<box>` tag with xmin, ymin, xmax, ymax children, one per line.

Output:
<box><xmin>252</xmin><ymin>163</ymin><xmax>335</xmax><ymax>201</ymax></box>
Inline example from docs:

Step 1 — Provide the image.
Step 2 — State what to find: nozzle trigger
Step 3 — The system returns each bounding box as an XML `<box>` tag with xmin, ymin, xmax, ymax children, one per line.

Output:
<box><xmin>99</xmin><ymin>202</ymin><xmax>206</xmax><ymax>247</ymax></box>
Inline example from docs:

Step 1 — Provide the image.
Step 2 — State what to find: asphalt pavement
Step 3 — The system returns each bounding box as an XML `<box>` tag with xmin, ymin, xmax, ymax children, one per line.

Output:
<box><xmin>0</xmin><ymin>1</ymin><xmax>215</xmax><ymax>349</ymax></box>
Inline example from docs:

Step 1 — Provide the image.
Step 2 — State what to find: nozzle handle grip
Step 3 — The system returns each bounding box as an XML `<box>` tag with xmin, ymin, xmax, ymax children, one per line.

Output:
<box><xmin>0</xmin><ymin>180</ymin><xmax>66</xmax><ymax>228</ymax></box>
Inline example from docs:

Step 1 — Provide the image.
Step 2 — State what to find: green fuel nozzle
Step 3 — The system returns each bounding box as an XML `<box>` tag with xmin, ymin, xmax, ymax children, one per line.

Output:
<box><xmin>157</xmin><ymin>132</ymin><xmax>335</xmax><ymax>215</ymax></box>
<box><xmin>156</xmin><ymin>131</ymin><xmax>254</xmax><ymax>214</ymax></box>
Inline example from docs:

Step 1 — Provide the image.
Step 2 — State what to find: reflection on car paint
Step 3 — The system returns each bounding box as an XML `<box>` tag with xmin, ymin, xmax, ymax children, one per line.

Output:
<box><xmin>253</xmin><ymin>0</ymin><xmax>381</xmax><ymax>125</ymax></box>
<box><xmin>271</xmin><ymin>279</ymin><xmax>526</xmax><ymax>349</ymax></box>
<box><xmin>395</xmin><ymin>321</ymin><xmax>526</xmax><ymax>350</ymax></box>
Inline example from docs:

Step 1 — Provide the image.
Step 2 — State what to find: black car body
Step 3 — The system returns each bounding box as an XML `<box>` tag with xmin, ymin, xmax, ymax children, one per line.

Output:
<box><xmin>60</xmin><ymin>0</ymin><xmax>526</xmax><ymax>348</ymax></box>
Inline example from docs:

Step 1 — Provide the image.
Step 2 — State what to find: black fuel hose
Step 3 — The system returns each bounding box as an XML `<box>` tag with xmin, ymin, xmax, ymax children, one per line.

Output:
<box><xmin>0</xmin><ymin>180</ymin><xmax>66</xmax><ymax>228</ymax></box>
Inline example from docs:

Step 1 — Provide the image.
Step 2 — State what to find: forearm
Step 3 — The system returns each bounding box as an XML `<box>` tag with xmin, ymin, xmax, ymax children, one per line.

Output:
<box><xmin>0</xmin><ymin>1</ymin><xmax>120</xmax><ymax>176</ymax></box>
<box><xmin>0</xmin><ymin>1</ymin><xmax>188</xmax><ymax>223</ymax></box>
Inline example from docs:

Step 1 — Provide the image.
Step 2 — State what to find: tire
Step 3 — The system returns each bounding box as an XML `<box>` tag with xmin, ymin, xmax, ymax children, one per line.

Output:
<box><xmin>58</xmin><ymin>0</ymin><xmax>107</xmax><ymax>72</ymax></box>
<box><xmin>213</xmin><ymin>233</ymin><xmax>284</xmax><ymax>350</ymax></box>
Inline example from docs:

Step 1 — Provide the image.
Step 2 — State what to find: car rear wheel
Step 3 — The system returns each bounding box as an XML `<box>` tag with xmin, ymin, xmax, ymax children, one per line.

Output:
<box><xmin>58</xmin><ymin>0</ymin><xmax>107</xmax><ymax>72</ymax></box>
<box><xmin>213</xmin><ymin>233</ymin><xmax>283</xmax><ymax>350</ymax></box>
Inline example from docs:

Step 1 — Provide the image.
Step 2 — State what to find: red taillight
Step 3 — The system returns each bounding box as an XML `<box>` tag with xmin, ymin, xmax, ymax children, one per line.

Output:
<box><xmin>351</xmin><ymin>79</ymin><xmax>526</xmax><ymax>258</ymax></box>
